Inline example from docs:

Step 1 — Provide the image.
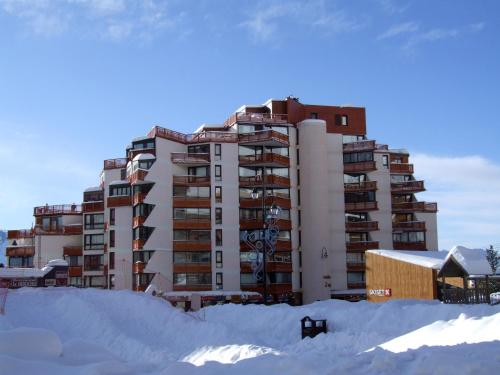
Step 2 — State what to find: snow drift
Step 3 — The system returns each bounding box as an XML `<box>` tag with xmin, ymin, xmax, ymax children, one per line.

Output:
<box><xmin>0</xmin><ymin>288</ymin><xmax>499</xmax><ymax>374</ymax></box>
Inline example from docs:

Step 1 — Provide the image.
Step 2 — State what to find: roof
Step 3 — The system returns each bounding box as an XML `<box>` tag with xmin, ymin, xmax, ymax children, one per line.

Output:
<box><xmin>84</xmin><ymin>186</ymin><xmax>102</xmax><ymax>192</ymax></box>
<box><xmin>109</xmin><ymin>180</ymin><xmax>129</xmax><ymax>186</ymax></box>
<box><xmin>443</xmin><ymin>246</ymin><xmax>499</xmax><ymax>276</ymax></box>
<box><xmin>0</xmin><ymin>259</ymin><xmax>67</xmax><ymax>279</ymax></box>
<box><xmin>367</xmin><ymin>249</ymin><xmax>448</xmax><ymax>270</ymax></box>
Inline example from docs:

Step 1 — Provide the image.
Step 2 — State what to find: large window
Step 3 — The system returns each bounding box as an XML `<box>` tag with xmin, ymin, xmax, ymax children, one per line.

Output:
<box><xmin>215</xmin><ymin>229</ymin><xmax>222</xmax><ymax>246</ymax></box>
<box><xmin>83</xmin><ymin>190</ymin><xmax>103</xmax><ymax>202</ymax></box>
<box><xmin>215</xmin><ymin>208</ymin><xmax>222</xmax><ymax>224</ymax></box>
<box><xmin>268</xmin><ymin>272</ymin><xmax>292</xmax><ymax>284</ymax></box>
<box><xmin>84</xmin><ymin>213</ymin><xmax>104</xmax><ymax>230</ymax></box>
<box><xmin>174</xmin><ymin>252</ymin><xmax>210</xmax><ymax>264</ymax></box>
<box><xmin>132</xmin><ymin>139</ymin><xmax>155</xmax><ymax>150</ymax></box>
<box><xmin>42</xmin><ymin>216</ymin><xmax>62</xmax><ymax>231</ymax></box>
<box><xmin>173</xmin><ymin>208</ymin><xmax>210</xmax><ymax>220</ymax></box>
<box><xmin>239</xmin><ymin>208</ymin><xmax>290</xmax><ymax>221</ymax></box>
<box><xmin>391</xmin><ymin>174</ymin><xmax>413</xmax><ymax>183</ymax></box>
<box><xmin>215</xmin><ymin>165</ymin><xmax>222</xmax><ymax>181</ymax></box>
<box><xmin>215</xmin><ymin>144</ymin><xmax>221</xmax><ymax>160</ymax></box>
<box><xmin>9</xmin><ymin>256</ymin><xmax>33</xmax><ymax>268</ymax></box>
<box><xmin>64</xmin><ymin>255</ymin><xmax>82</xmax><ymax>267</ymax></box>
<box><xmin>133</xmin><ymin>250</ymin><xmax>155</xmax><ymax>263</ymax></box>
<box><xmin>134</xmin><ymin>204</ymin><xmax>154</xmax><ymax>217</ymax></box>
<box><xmin>133</xmin><ymin>227</ymin><xmax>153</xmax><ymax>241</ymax></box>
<box><xmin>240</xmin><ymin>273</ymin><xmax>256</xmax><ymax>285</ymax></box>
<box><xmin>344</xmin><ymin>173</ymin><xmax>366</xmax><ymax>183</ymax></box>
<box><xmin>187</xmin><ymin>144</ymin><xmax>210</xmax><ymax>154</ymax></box>
<box><xmin>346</xmin><ymin>232</ymin><xmax>369</xmax><ymax>242</ymax></box>
<box><xmin>345</xmin><ymin>191</ymin><xmax>376</xmax><ymax>203</ymax></box>
<box><xmin>84</xmin><ymin>234</ymin><xmax>104</xmax><ymax>250</ymax></box>
<box><xmin>110</xmin><ymin>184</ymin><xmax>130</xmax><ymax>197</ymax></box>
<box><xmin>84</xmin><ymin>255</ymin><xmax>104</xmax><ymax>271</ymax></box>
<box><xmin>173</xmin><ymin>230</ymin><xmax>211</xmax><ymax>241</ymax></box>
<box><xmin>393</xmin><ymin>231</ymin><xmax>425</xmax><ymax>243</ymax></box>
<box><xmin>345</xmin><ymin>212</ymin><xmax>368</xmax><ymax>222</ymax></box>
<box><xmin>347</xmin><ymin>272</ymin><xmax>365</xmax><ymax>284</ymax></box>
<box><xmin>343</xmin><ymin>152</ymin><xmax>374</xmax><ymax>164</ymax></box>
<box><xmin>346</xmin><ymin>253</ymin><xmax>365</xmax><ymax>264</ymax></box>
<box><xmin>173</xmin><ymin>186</ymin><xmax>210</xmax><ymax>198</ymax></box>
<box><xmin>173</xmin><ymin>273</ymin><xmax>211</xmax><ymax>285</ymax></box>
<box><xmin>215</xmin><ymin>186</ymin><xmax>222</xmax><ymax>203</ymax></box>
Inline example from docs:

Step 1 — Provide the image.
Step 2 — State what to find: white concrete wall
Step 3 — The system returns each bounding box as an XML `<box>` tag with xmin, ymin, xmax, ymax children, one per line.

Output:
<box><xmin>35</xmin><ymin>234</ymin><xmax>81</xmax><ymax>268</ymax></box>
<box><xmin>416</xmin><ymin>211</ymin><xmax>439</xmax><ymax>250</ymax></box>
<box><xmin>370</xmin><ymin>151</ymin><xmax>393</xmax><ymax>249</ymax></box>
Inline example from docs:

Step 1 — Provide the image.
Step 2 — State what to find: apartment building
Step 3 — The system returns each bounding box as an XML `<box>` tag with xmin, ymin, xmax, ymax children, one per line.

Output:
<box><xmin>5</xmin><ymin>96</ymin><xmax>438</xmax><ymax>304</ymax></box>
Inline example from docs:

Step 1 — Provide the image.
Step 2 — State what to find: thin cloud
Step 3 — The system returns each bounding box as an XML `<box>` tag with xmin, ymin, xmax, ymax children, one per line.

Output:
<box><xmin>377</xmin><ymin>21</ymin><xmax>419</xmax><ymax>40</ymax></box>
<box><xmin>0</xmin><ymin>0</ymin><xmax>183</xmax><ymax>41</ymax></box>
<box><xmin>412</xmin><ymin>153</ymin><xmax>500</xmax><ymax>250</ymax></box>
<box><xmin>240</xmin><ymin>0</ymin><xmax>366</xmax><ymax>42</ymax></box>
<box><xmin>375</xmin><ymin>0</ymin><xmax>411</xmax><ymax>14</ymax></box>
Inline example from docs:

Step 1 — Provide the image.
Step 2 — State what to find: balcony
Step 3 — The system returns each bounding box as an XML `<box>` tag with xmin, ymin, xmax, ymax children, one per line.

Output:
<box><xmin>133</xmin><ymin>192</ymin><xmax>147</xmax><ymax>205</ymax></box>
<box><xmin>103</xmin><ymin>158</ymin><xmax>128</xmax><ymax>170</ymax></box>
<box><xmin>172</xmin><ymin>197</ymin><xmax>211</xmax><ymax>208</ymax></box>
<box><xmin>347</xmin><ymin>282</ymin><xmax>366</xmax><ymax>289</ymax></box>
<box><xmin>344</xmin><ymin>181</ymin><xmax>377</xmax><ymax>192</ymax></box>
<box><xmin>239</xmin><ymin>195</ymin><xmax>291</xmax><ymax>209</ymax></box>
<box><xmin>173</xmin><ymin>263</ymin><xmax>212</xmax><ymax>273</ymax></box>
<box><xmin>171</xmin><ymin>152</ymin><xmax>210</xmax><ymax>165</ymax></box>
<box><xmin>173</xmin><ymin>240</ymin><xmax>211</xmax><ymax>251</ymax></box>
<box><xmin>393</xmin><ymin>221</ymin><xmax>426</xmax><ymax>231</ymax></box>
<box><xmin>238</xmin><ymin>153</ymin><xmax>290</xmax><ymax>167</ymax></box>
<box><xmin>392</xmin><ymin>202</ymin><xmax>438</xmax><ymax>213</ymax></box>
<box><xmin>173</xmin><ymin>175</ymin><xmax>211</xmax><ymax>186</ymax></box>
<box><xmin>345</xmin><ymin>201</ymin><xmax>378</xmax><ymax>212</ymax></box>
<box><xmin>107</xmin><ymin>195</ymin><xmax>132</xmax><ymax>208</ymax></box>
<box><xmin>393</xmin><ymin>241</ymin><xmax>427</xmax><ymax>250</ymax></box>
<box><xmin>84</xmin><ymin>264</ymin><xmax>104</xmax><ymax>272</ymax></box>
<box><xmin>7</xmin><ymin>229</ymin><xmax>33</xmax><ymax>239</ymax></box>
<box><xmin>266</xmin><ymin>261</ymin><xmax>293</xmax><ymax>273</ymax></box>
<box><xmin>224</xmin><ymin>112</ymin><xmax>288</xmax><ymax>127</ymax></box>
<box><xmin>133</xmin><ymin>216</ymin><xmax>146</xmax><ymax>228</ymax></box>
<box><xmin>391</xmin><ymin>180</ymin><xmax>425</xmax><ymax>193</ymax></box>
<box><xmin>390</xmin><ymin>163</ymin><xmax>414</xmax><ymax>174</ymax></box>
<box><xmin>6</xmin><ymin>246</ymin><xmax>35</xmax><ymax>257</ymax></box>
<box><xmin>345</xmin><ymin>221</ymin><xmax>379</xmax><ymax>232</ymax></box>
<box><xmin>128</xmin><ymin>169</ymin><xmax>149</xmax><ymax>184</ymax></box>
<box><xmin>133</xmin><ymin>262</ymin><xmax>146</xmax><ymax>274</ymax></box>
<box><xmin>239</xmin><ymin>174</ymin><xmax>291</xmax><ymax>188</ymax></box>
<box><xmin>133</xmin><ymin>239</ymin><xmax>145</xmax><ymax>251</ymax></box>
<box><xmin>240</xmin><ymin>239</ymin><xmax>292</xmax><ymax>251</ymax></box>
<box><xmin>346</xmin><ymin>262</ymin><xmax>366</xmax><ymax>271</ymax></box>
<box><xmin>346</xmin><ymin>241</ymin><xmax>379</xmax><ymax>252</ymax></box>
<box><xmin>63</xmin><ymin>246</ymin><xmax>83</xmax><ymax>256</ymax></box>
<box><xmin>149</xmin><ymin>126</ymin><xmax>238</xmax><ymax>144</ymax></box>
<box><xmin>240</xmin><ymin>219</ymin><xmax>292</xmax><ymax>231</ymax></box>
<box><xmin>82</xmin><ymin>201</ymin><xmax>104</xmax><ymax>213</ymax></box>
<box><xmin>63</xmin><ymin>225</ymin><xmax>83</xmax><ymax>235</ymax></box>
<box><xmin>344</xmin><ymin>161</ymin><xmax>377</xmax><ymax>173</ymax></box>
<box><xmin>68</xmin><ymin>266</ymin><xmax>83</xmax><ymax>277</ymax></box>
<box><xmin>343</xmin><ymin>140</ymin><xmax>376</xmax><ymax>152</ymax></box>
<box><xmin>173</xmin><ymin>218</ymin><xmax>211</xmax><ymax>230</ymax></box>
<box><xmin>238</xmin><ymin>130</ymin><xmax>289</xmax><ymax>147</ymax></box>
<box><xmin>173</xmin><ymin>284</ymin><xmax>212</xmax><ymax>292</ymax></box>
<box><xmin>241</xmin><ymin>283</ymin><xmax>292</xmax><ymax>295</ymax></box>
<box><xmin>34</xmin><ymin>204</ymin><xmax>82</xmax><ymax>216</ymax></box>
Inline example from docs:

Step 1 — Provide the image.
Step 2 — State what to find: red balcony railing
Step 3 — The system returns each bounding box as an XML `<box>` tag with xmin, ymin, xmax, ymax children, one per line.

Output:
<box><xmin>238</xmin><ymin>153</ymin><xmax>290</xmax><ymax>167</ymax></box>
<box><xmin>103</xmin><ymin>158</ymin><xmax>128</xmax><ymax>170</ymax></box>
<box><xmin>392</xmin><ymin>221</ymin><xmax>426</xmax><ymax>231</ymax></box>
<box><xmin>34</xmin><ymin>204</ymin><xmax>82</xmax><ymax>216</ymax></box>
<box><xmin>6</xmin><ymin>246</ymin><xmax>35</xmax><ymax>257</ymax></box>
<box><xmin>238</xmin><ymin>130</ymin><xmax>289</xmax><ymax>146</ymax></box>
<box><xmin>133</xmin><ymin>192</ymin><xmax>147</xmax><ymax>206</ymax></box>
<box><xmin>239</xmin><ymin>195</ymin><xmax>291</xmax><ymax>209</ymax></box>
<box><xmin>132</xmin><ymin>239</ymin><xmax>145</xmax><ymax>251</ymax></box>
<box><xmin>224</xmin><ymin>112</ymin><xmax>288</xmax><ymax>127</ymax></box>
<box><xmin>173</xmin><ymin>218</ymin><xmax>211</xmax><ymax>230</ymax></box>
<box><xmin>173</xmin><ymin>176</ymin><xmax>211</xmax><ymax>186</ymax></box>
<box><xmin>68</xmin><ymin>266</ymin><xmax>83</xmax><ymax>277</ymax></box>
<box><xmin>393</xmin><ymin>241</ymin><xmax>427</xmax><ymax>250</ymax></box>
<box><xmin>133</xmin><ymin>216</ymin><xmax>146</xmax><ymax>228</ymax></box>
<box><xmin>239</xmin><ymin>219</ymin><xmax>292</xmax><ymax>231</ymax></box>
<box><xmin>173</xmin><ymin>241</ymin><xmax>211</xmax><ymax>251</ymax></box>
<box><xmin>128</xmin><ymin>169</ymin><xmax>149</xmax><ymax>184</ymax></box>
<box><xmin>7</xmin><ymin>229</ymin><xmax>34</xmax><ymax>239</ymax></box>
<box><xmin>345</xmin><ymin>201</ymin><xmax>378</xmax><ymax>211</ymax></box>
<box><xmin>346</xmin><ymin>241</ymin><xmax>379</xmax><ymax>251</ymax></box>
<box><xmin>63</xmin><ymin>246</ymin><xmax>83</xmax><ymax>256</ymax></box>
<box><xmin>63</xmin><ymin>225</ymin><xmax>83</xmax><ymax>235</ymax></box>
<box><xmin>344</xmin><ymin>161</ymin><xmax>377</xmax><ymax>173</ymax></box>
<box><xmin>173</xmin><ymin>197</ymin><xmax>211</xmax><ymax>208</ymax></box>
<box><xmin>392</xmin><ymin>202</ymin><xmax>438</xmax><ymax>213</ymax></box>
<box><xmin>343</xmin><ymin>140</ymin><xmax>376</xmax><ymax>152</ymax></box>
<box><xmin>344</xmin><ymin>181</ymin><xmax>377</xmax><ymax>192</ymax></box>
<box><xmin>390</xmin><ymin>163</ymin><xmax>414</xmax><ymax>174</ymax></box>
<box><xmin>345</xmin><ymin>221</ymin><xmax>379</xmax><ymax>232</ymax></box>
<box><xmin>391</xmin><ymin>180</ymin><xmax>425</xmax><ymax>193</ymax></box>
<box><xmin>240</xmin><ymin>239</ymin><xmax>292</xmax><ymax>251</ymax></box>
<box><xmin>239</xmin><ymin>174</ymin><xmax>291</xmax><ymax>187</ymax></box>
<box><xmin>149</xmin><ymin>126</ymin><xmax>238</xmax><ymax>144</ymax></box>
<box><xmin>107</xmin><ymin>196</ymin><xmax>132</xmax><ymax>207</ymax></box>
<box><xmin>171</xmin><ymin>153</ymin><xmax>210</xmax><ymax>164</ymax></box>
<box><xmin>82</xmin><ymin>201</ymin><xmax>104</xmax><ymax>213</ymax></box>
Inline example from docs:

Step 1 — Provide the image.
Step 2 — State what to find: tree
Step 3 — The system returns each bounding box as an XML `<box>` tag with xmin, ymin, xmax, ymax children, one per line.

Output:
<box><xmin>486</xmin><ymin>245</ymin><xmax>499</xmax><ymax>274</ymax></box>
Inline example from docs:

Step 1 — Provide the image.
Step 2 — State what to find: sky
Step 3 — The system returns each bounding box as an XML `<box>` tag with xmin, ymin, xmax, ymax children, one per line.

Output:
<box><xmin>0</xmin><ymin>0</ymin><xmax>499</xmax><ymax>251</ymax></box>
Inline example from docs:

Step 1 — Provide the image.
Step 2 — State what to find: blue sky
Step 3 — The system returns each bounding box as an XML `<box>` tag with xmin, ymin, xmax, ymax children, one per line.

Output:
<box><xmin>0</xmin><ymin>0</ymin><xmax>499</xmax><ymax>250</ymax></box>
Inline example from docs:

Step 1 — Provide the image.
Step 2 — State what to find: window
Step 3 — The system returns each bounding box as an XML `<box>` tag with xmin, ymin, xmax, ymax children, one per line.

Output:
<box><xmin>84</xmin><ymin>255</ymin><xmax>104</xmax><ymax>271</ymax></box>
<box><xmin>343</xmin><ymin>152</ymin><xmax>374</xmax><ymax>164</ymax></box>
<box><xmin>297</xmin><ymin>189</ymin><xmax>301</xmax><ymax>206</ymax></box>
<box><xmin>173</xmin><ymin>273</ymin><xmax>211</xmax><ymax>286</ymax></box>
<box><xmin>310</xmin><ymin>112</ymin><xmax>318</xmax><ymax>119</ymax></box>
<box><xmin>109</xmin><ymin>230</ymin><xmax>115</xmax><ymax>248</ymax></box>
<box><xmin>174</xmin><ymin>252</ymin><xmax>210</xmax><ymax>263</ymax></box>
<box><xmin>299</xmin><ymin>251</ymin><xmax>302</xmax><ymax>268</ymax></box>
<box><xmin>341</xmin><ymin>115</ymin><xmax>348</xmax><ymax>126</ymax></box>
<box><xmin>345</xmin><ymin>191</ymin><xmax>376</xmax><ymax>203</ymax></box>
<box><xmin>110</xmin><ymin>208</ymin><xmax>115</xmax><ymax>226</ymax></box>
<box><xmin>65</xmin><ymin>255</ymin><xmax>81</xmax><ymax>267</ymax></box>
<box><xmin>216</xmin><ymin>251</ymin><xmax>222</xmax><ymax>268</ymax></box>
<box><xmin>393</xmin><ymin>231</ymin><xmax>425</xmax><ymax>243</ymax></box>
<box><xmin>298</xmin><ymin>230</ymin><xmax>302</xmax><ymax>247</ymax></box>
<box><xmin>133</xmin><ymin>226</ymin><xmax>153</xmax><ymax>241</ymax></box>
<box><xmin>215</xmin><ymin>186</ymin><xmax>222</xmax><ymax>203</ymax></box>
<box><xmin>109</xmin><ymin>252</ymin><xmax>115</xmax><ymax>270</ymax></box>
<box><xmin>216</xmin><ymin>229</ymin><xmax>222</xmax><ymax>246</ymax></box>
<box><xmin>215</xmin><ymin>165</ymin><xmax>222</xmax><ymax>181</ymax></box>
<box><xmin>216</xmin><ymin>272</ymin><xmax>223</xmax><ymax>290</ymax></box>
<box><xmin>173</xmin><ymin>186</ymin><xmax>210</xmax><ymax>198</ymax></box>
<box><xmin>382</xmin><ymin>155</ymin><xmax>389</xmax><ymax>167</ymax></box>
<box><xmin>215</xmin><ymin>144</ymin><xmax>221</xmax><ymax>160</ymax></box>
<box><xmin>346</xmin><ymin>253</ymin><xmax>365</xmax><ymax>264</ymax></box>
<box><xmin>42</xmin><ymin>216</ymin><xmax>62</xmax><ymax>231</ymax></box>
<box><xmin>298</xmin><ymin>210</ymin><xmax>301</xmax><ymax>226</ymax></box>
<box><xmin>296</xmin><ymin>149</ymin><xmax>300</xmax><ymax>165</ymax></box>
<box><xmin>347</xmin><ymin>272</ymin><xmax>365</xmax><ymax>284</ymax></box>
<box><xmin>84</xmin><ymin>214</ymin><xmax>104</xmax><ymax>230</ymax></box>
<box><xmin>110</xmin><ymin>184</ymin><xmax>130</xmax><ymax>197</ymax></box>
<box><xmin>345</xmin><ymin>212</ymin><xmax>368</xmax><ymax>222</ymax></box>
<box><xmin>173</xmin><ymin>208</ymin><xmax>210</xmax><ymax>220</ymax></box>
<box><xmin>83</xmin><ymin>190</ymin><xmax>103</xmax><ymax>202</ymax></box>
<box><xmin>84</xmin><ymin>234</ymin><xmax>104</xmax><ymax>250</ymax></box>
<box><xmin>173</xmin><ymin>230</ymin><xmax>211</xmax><ymax>241</ymax></box>
<box><xmin>133</xmin><ymin>250</ymin><xmax>155</xmax><ymax>263</ymax></box>
<box><xmin>120</xmin><ymin>168</ymin><xmax>126</xmax><ymax>180</ymax></box>
<box><xmin>215</xmin><ymin>208</ymin><xmax>222</xmax><ymax>224</ymax></box>
<box><xmin>132</xmin><ymin>139</ymin><xmax>155</xmax><ymax>150</ymax></box>
<box><xmin>9</xmin><ymin>256</ymin><xmax>33</xmax><ymax>268</ymax></box>
<box><xmin>188</xmin><ymin>144</ymin><xmax>210</xmax><ymax>154</ymax></box>
<box><xmin>299</xmin><ymin>272</ymin><xmax>303</xmax><ymax>288</ymax></box>
<box><xmin>240</xmin><ymin>273</ymin><xmax>256</xmax><ymax>285</ymax></box>
<box><xmin>268</xmin><ymin>272</ymin><xmax>292</xmax><ymax>284</ymax></box>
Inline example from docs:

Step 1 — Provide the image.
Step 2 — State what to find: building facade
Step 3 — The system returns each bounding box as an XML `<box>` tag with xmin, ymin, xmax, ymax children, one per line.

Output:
<box><xmin>5</xmin><ymin>97</ymin><xmax>438</xmax><ymax>304</ymax></box>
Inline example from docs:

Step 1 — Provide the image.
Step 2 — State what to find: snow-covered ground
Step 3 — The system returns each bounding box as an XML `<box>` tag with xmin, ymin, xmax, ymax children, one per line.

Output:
<box><xmin>0</xmin><ymin>288</ymin><xmax>499</xmax><ymax>374</ymax></box>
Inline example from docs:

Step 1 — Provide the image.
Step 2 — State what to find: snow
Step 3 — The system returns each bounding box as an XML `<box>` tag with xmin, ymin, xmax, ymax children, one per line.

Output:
<box><xmin>109</xmin><ymin>180</ymin><xmax>129</xmax><ymax>185</ymax></box>
<box><xmin>0</xmin><ymin>288</ymin><xmax>499</xmax><ymax>374</ymax></box>
<box><xmin>445</xmin><ymin>245</ymin><xmax>499</xmax><ymax>275</ymax></box>
<box><xmin>0</xmin><ymin>259</ymin><xmax>66</xmax><ymax>278</ymax></box>
<box><xmin>367</xmin><ymin>249</ymin><xmax>447</xmax><ymax>269</ymax></box>
<box><xmin>133</xmin><ymin>153</ymin><xmax>156</xmax><ymax>161</ymax></box>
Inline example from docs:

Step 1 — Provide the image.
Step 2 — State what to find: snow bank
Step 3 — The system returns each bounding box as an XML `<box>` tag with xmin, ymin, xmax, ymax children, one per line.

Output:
<box><xmin>0</xmin><ymin>288</ymin><xmax>499</xmax><ymax>375</ymax></box>
<box><xmin>0</xmin><ymin>327</ymin><xmax>62</xmax><ymax>360</ymax></box>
